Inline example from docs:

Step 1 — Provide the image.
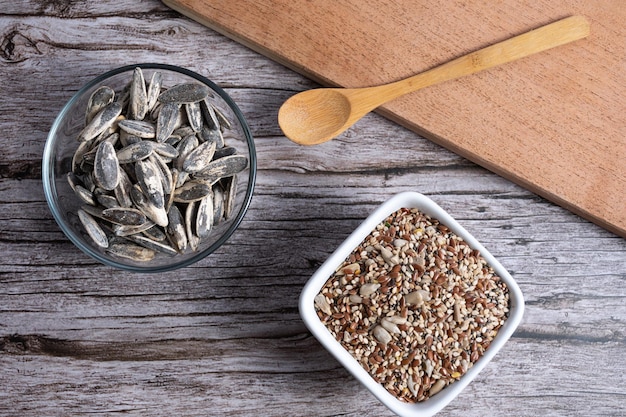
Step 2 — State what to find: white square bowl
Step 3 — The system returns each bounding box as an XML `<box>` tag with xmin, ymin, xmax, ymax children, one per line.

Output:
<box><xmin>299</xmin><ymin>191</ymin><xmax>524</xmax><ymax>416</ymax></box>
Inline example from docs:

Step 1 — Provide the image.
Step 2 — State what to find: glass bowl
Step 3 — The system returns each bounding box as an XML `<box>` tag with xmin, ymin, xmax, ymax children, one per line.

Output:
<box><xmin>299</xmin><ymin>191</ymin><xmax>524</xmax><ymax>416</ymax></box>
<box><xmin>42</xmin><ymin>63</ymin><xmax>256</xmax><ymax>272</ymax></box>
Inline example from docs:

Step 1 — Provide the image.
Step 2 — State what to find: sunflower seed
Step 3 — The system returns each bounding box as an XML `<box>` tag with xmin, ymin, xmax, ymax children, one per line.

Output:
<box><xmin>116</xmin><ymin>141</ymin><xmax>154</xmax><ymax>164</ymax></box>
<box><xmin>428</xmin><ymin>380</ymin><xmax>446</xmax><ymax>397</ymax></box>
<box><xmin>212</xmin><ymin>104</ymin><xmax>232</xmax><ymax>130</ymax></box>
<box><xmin>114</xmin><ymin>167</ymin><xmax>134</xmax><ymax>208</ymax></box>
<box><xmin>173</xmin><ymin>168</ymin><xmax>189</xmax><ymax>189</ymax></box>
<box><xmin>213</xmin><ymin>146</ymin><xmax>237</xmax><ymax>160</ymax></box>
<box><xmin>199</xmin><ymin>126</ymin><xmax>224</xmax><ymax>147</ymax></box>
<box><xmin>129</xmin><ymin>67</ymin><xmax>148</xmax><ymax>120</ymax></box>
<box><xmin>148</xmin><ymin>101</ymin><xmax>163</xmax><ymax>122</ymax></box>
<box><xmin>173</xmin><ymin>181</ymin><xmax>212</xmax><ymax>203</ymax></box>
<box><xmin>158</xmin><ymin>83</ymin><xmax>211</xmax><ymax>104</ymax></box>
<box><xmin>78</xmin><ymin>102</ymin><xmax>123</xmax><ymax>142</ymax></box>
<box><xmin>135</xmin><ymin>158</ymin><xmax>164</xmax><ymax>209</ymax></box>
<box><xmin>196</xmin><ymin>193</ymin><xmax>214</xmax><ymax>238</ymax></box>
<box><xmin>78</xmin><ymin>208</ymin><xmax>109</xmax><ymax>248</ymax></box>
<box><xmin>66</xmin><ymin>172</ymin><xmax>83</xmax><ymax>193</ymax></box>
<box><xmin>200</xmin><ymin>98</ymin><xmax>220</xmax><ymax>130</ymax></box>
<box><xmin>80</xmin><ymin>204</ymin><xmax>105</xmax><ymax>220</ymax></box>
<box><xmin>72</xmin><ymin>141</ymin><xmax>92</xmax><ymax>174</ymax></box>
<box><xmin>101</xmin><ymin>207</ymin><xmax>147</xmax><ymax>226</ymax></box>
<box><xmin>146</xmin><ymin>71</ymin><xmax>162</xmax><ymax>111</ymax></box>
<box><xmin>166</xmin><ymin>204</ymin><xmax>187</xmax><ymax>252</ymax></box>
<box><xmin>118</xmin><ymin>119</ymin><xmax>156</xmax><ymax>139</ymax></box>
<box><xmin>185</xmin><ymin>201</ymin><xmax>200</xmax><ymax>252</ymax></box>
<box><xmin>314</xmin><ymin>294</ymin><xmax>332</xmax><ymax>316</ymax></box>
<box><xmin>153</xmin><ymin>142</ymin><xmax>179</xmax><ymax>159</ymax></box>
<box><xmin>212</xmin><ymin>185</ymin><xmax>225</xmax><ymax>224</ymax></box>
<box><xmin>185</xmin><ymin>101</ymin><xmax>203</xmax><ymax>132</ymax></box>
<box><xmin>175</xmin><ymin>134</ymin><xmax>199</xmax><ymax>170</ymax></box>
<box><xmin>106</xmin><ymin>241</ymin><xmax>156</xmax><ymax>261</ymax></box>
<box><xmin>380</xmin><ymin>317</ymin><xmax>402</xmax><ymax>334</ymax></box>
<box><xmin>126</xmin><ymin>234</ymin><xmax>178</xmax><ymax>256</ymax></box>
<box><xmin>113</xmin><ymin>221</ymin><xmax>155</xmax><ymax>237</ymax></box>
<box><xmin>173</xmin><ymin>126</ymin><xmax>196</xmax><ymax>138</ymax></box>
<box><xmin>149</xmin><ymin>154</ymin><xmax>173</xmax><ymax>196</ymax></box>
<box><xmin>86</xmin><ymin>86</ymin><xmax>115</xmax><ymax>124</ymax></box>
<box><xmin>142</xmin><ymin>224</ymin><xmax>167</xmax><ymax>242</ymax></box>
<box><xmin>119</xmin><ymin>132</ymin><xmax>142</xmax><ymax>147</ymax></box>
<box><xmin>103</xmin><ymin>132</ymin><xmax>120</xmax><ymax>147</ymax></box>
<box><xmin>222</xmin><ymin>177</ymin><xmax>237</xmax><ymax>220</ymax></box>
<box><xmin>360</xmin><ymin>283</ymin><xmax>380</xmax><ymax>297</ymax></box>
<box><xmin>165</xmin><ymin>134</ymin><xmax>182</xmax><ymax>147</ymax></box>
<box><xmin>130</xmin><ymin>184</ymin><xmax>168</xmax><ymax>227</ymax></box>
<box><xmin>156</xmin><ymin>102</ymin><xmax>181</xmax><ymax>142</ymax></box>
<box><xmin>93</xmin><ymin>141</ymin><xmax>120</xmax><ymax>191</ymax></box>
<box><xmin>73</xmin><ymin>184</ymin><xmax>96</xmax><ymax>206</ymax></box>
<box><xmin>95</xmin><ymin>193</ymin><xmax>120</xmax><ymax>209</ymax></box>
<box><xmin>372</xmin><ymin>325</ymin><xmax>392</xmax><ymax>345</ymax></box>
<box><xmin>194</xmin><ymin>155</ymin><xmax>248</xmax><ymax>183</ymax></box>
<box><xmin>182</xmin><ymin>140</ymin><xmax>216</xmax><ymax>174</ymax></box>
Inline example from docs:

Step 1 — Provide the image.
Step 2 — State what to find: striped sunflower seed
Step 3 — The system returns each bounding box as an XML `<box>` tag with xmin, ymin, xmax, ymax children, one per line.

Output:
<box><xmin>85</xmin><ymin>86</ymin><xmax>115</xmax><ymax>124</ymax></box>
<box><xmin>158</xmin><ymin>83</ymin><xmax>211</xmax><ymax>104</ymax></box>
<box><xmin>78</xmin><ymin>208</ymin><xmax>109</xmax><ymax>248</ymax></box>
<box><xmin>93</xmin><ymin>141</ymin><xmax>120</xmax><ymax>191</ymax></box>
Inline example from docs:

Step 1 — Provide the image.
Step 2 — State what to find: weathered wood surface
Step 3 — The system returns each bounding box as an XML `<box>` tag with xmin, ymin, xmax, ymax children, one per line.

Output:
<box><xmin>1</xmin><ymin>2</ymin><xmax>625</xmax><ymax>416</ymax></box>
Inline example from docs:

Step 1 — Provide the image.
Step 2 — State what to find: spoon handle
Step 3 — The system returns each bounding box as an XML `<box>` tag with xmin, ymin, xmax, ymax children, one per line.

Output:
<box><xmin>371</xmin><ymin>15</ymin><xmax>590</xmax><ymax>104</ymax></box>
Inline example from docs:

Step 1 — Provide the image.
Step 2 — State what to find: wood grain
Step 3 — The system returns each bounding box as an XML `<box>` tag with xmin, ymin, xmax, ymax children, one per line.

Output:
<box><xmin>1</xmin><ymin>1</ymin><xmax>625</xmax><ymax>416</ymax></box>
<box><xmin>162</xmin><ymin>0</ymin><xmax>626</xmax><ymax>238</ymax></box>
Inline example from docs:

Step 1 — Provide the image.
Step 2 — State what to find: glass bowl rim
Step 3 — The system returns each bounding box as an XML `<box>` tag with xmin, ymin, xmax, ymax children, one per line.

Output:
<box><xmin>42</xmin><ymin>63</ymin><xmax>257</xmax><ymax>272</ymax></box>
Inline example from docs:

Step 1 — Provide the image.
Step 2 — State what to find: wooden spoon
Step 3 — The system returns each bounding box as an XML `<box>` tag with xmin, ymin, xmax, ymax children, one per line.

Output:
<box><xmin>278</xmin><ymin>15</ymin><xmax>589</xmax><ymax>145</ymax></box>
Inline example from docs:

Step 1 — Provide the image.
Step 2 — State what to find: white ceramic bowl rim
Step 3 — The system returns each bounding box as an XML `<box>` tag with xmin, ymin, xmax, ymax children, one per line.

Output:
<box><xmin>42</xmin><ymin>63</ymin><xmax>257</xmax><ymax>272</ymax></box>
<box><xmin>299</xmin><ymin>191</ymin><xmax>525</xmax><ymax>417</ymax></box>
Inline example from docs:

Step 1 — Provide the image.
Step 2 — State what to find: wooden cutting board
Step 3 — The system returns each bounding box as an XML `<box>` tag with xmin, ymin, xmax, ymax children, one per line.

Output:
<box><xmin>163</xmin><ymin>0</ymin><xmax>626</xmax><ymax>238</ymax></box>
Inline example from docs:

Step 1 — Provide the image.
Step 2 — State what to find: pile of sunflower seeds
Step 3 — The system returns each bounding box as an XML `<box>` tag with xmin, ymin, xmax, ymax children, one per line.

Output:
<box><xmin>67</xmin><ymin>67</ymin><xmax>248</xmax><ymax>261</ymax></box>
<box><xmin>314</xmin><ymin>208</ymin><xmax>510</xmax><ymax>402</ymax></box>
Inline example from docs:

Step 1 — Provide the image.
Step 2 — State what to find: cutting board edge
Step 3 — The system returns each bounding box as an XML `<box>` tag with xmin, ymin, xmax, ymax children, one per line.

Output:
<box><xmin>378</xmin><ymin>108</ymin><xmax>626</xmax><ymax>239</ymax></box>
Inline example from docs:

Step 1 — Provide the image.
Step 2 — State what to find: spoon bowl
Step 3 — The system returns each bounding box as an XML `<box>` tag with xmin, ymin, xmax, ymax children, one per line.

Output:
<box><xmin>278</xmin><ymin>15</ymin><xmax>590</xmax><ymax>146</ymax></box>
<box><xmin>279</xmin><ymin>88</ymin><xmax>353</xmax><ymax>145</ymax></box>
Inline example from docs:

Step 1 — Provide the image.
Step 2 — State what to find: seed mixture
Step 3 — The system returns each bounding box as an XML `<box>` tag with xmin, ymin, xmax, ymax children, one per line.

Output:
<box><xmin>314</xmin><ymin>208</ymin><xmax>510</xmax><ymax>402</ymax></box>
<box><xmin>67</xmin><ymin>67</ymin><xmax>248</xmax><ymax>261</ymax></box>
